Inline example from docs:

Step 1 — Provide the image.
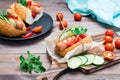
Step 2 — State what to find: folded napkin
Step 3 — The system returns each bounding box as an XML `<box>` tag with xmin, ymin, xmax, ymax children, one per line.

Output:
<box><xmin>66</xmin><ymin>0</ymin><xmax>120</xmax><ymax>28</ymax></box>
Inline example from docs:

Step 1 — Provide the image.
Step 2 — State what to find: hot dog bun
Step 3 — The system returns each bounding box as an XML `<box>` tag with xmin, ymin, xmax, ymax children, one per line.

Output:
<box><xmin>10</xmin><ymin>3</ymin><xmax>34</xmax><ymax>25</ymax></box>
<box><xmin>10</xmin><ymin>2</ymin><xmax>43</xmax><ymax>25</ymax></box>
<box><xmin>55</xmin><ymin>36</ymin><xmax>93</xmax><ymax>57</ymax></box>
<box><xmin>0</xmin><ymin>9</ymin><xmax>26</xmax><ymax>37</ymax></box>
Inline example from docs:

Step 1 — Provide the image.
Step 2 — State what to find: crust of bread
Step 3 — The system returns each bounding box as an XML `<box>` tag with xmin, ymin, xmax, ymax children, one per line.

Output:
<box><xmin>55</xmin><ymin>36</ymin><xmax>93</xmax><ymax>57</ymax></box>
<box><xmin>0</xmin><ymin>9</ymin><xmax>26</xmax><ymax>37</ymax></box>
<box><xmin>10</xmin><ymin>3</ymin><xmax>30</xmax><ymax>22</ymax></box>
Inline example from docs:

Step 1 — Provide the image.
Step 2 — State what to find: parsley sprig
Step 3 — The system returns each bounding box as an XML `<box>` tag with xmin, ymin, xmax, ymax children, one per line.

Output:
<box><xmin>19</xmin><ymin>51</ymin><xmax>46</xmax><ymax>73</ymax></box>
<box><xmin>0</xmin><ymin>11</ymin><xmax>10</xmax><ymax>23</ymax></box>
<box><xmin>17</xmin><ymin>0</ymin><xmax>28</xmax><ymax>7</ymax></box>
<box><xmin>71</xmin><ymin>26</ymin><xmax>87</xmax><ymax>35</ymax></box>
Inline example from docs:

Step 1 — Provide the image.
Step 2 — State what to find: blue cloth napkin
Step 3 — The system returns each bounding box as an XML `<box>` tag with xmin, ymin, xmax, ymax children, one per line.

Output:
<box><xmin>66</xmin><ymin>0</ymin><xmax>120</xmax><ymax>28</ymax></box>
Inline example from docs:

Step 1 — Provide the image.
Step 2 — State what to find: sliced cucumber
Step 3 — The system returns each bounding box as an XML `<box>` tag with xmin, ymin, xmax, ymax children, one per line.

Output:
<box><xmin>9</xmin><ymin>18</ymin><xmax>16</xmax><ymax>26</ymax></box>
<box><xmin>67</xmin><ymin>57</ymin><xmax>82</xmax><ymax>69</ymax></box>
<box><xmin>84</xmin><ymin>54</ymin><xmax>95</xmax><ymax>65</ymax></box>
<box><xmin>92</xmin><ymin>55</ymin><xmax>105</xmax><ymax>66</ymax></box>
<box><xmin>77</xmin><ymin>56</ymin><xmax>88</xmax><ymax>66</ymax></box>
<box><xmin>59</xmin><ymin>30</ymin><xmax>74</xmax><ymax>40</ymax></box>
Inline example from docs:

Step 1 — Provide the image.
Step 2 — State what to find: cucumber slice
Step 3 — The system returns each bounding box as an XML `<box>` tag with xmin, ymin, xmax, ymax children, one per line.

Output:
<box><xmin>67</xmin><ymin>57</ymin><xmax>82</xmax><ymax>69</ymax></box>
<box><xmin>77</xmin><ymin>56</ymin><xmax>88</xmax><ymax>66</ymax></box>
<box><xmin>92</xmin><ymin>55</ymin><xmax>105</xmax><ymax>66</ymax></box>
<box><xmin>59</xmin><ymin>30</ymin><xmax>74</xmax><ymax>40</ymax></box>
<box><xmin>84</xmin><ymin>54</ymin><xmax>95</xmax><ymax>65</ymax></box>
<box><xmin>9</xmin><ymin>18</ymin><xmax>16</xmax><ymax>26</ymax></box>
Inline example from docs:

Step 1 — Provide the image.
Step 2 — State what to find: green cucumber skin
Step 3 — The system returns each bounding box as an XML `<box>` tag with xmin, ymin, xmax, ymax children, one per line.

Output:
<box><xmin>77</xmin><ymin>56</ymin><xmax>88</xmax><ymax>66</ymax></box>
<box><xmin>84</xmin><ymin>54</ymin><xmax>95</xmax><ymax>66</ymax></box>
<box><xmin>67</xmin><ymin>57</ymin><xmax>82</xmax><ymax>69</ymax></box>
<box><xmin>92</xmin><ymin>55</ymin><xmax>105</xmax><ymax>66</ymax></box>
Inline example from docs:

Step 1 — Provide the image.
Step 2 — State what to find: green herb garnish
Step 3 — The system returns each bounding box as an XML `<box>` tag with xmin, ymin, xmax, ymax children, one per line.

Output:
<box><xmin>0</xmin><ymin>11</ymin><xmax>10</xmax><ymax>23</ymax></box>
<box><xmin>19</xmin><ymin>51</ymin><xmax>46</xmax><ymax>73</ymax></box>
<box><xmin>18</xmin><ymin>0</ymin><xmax>28</xmax><ymax>7</ymax></box>
<box><xmin>59</xmin><ymin>25</ymin><xmax>87</xmax><ymax>40</ymax></box>
<box><xmin>71</xmin><ymin>26</ymin><xmax>87</xmax><ymax>35</ymax></box>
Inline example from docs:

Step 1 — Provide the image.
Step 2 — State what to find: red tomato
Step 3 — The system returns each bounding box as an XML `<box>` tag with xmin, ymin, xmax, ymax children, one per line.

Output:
<box><xmin>56</xmin><ymin>13</ymin><xmax>63</xmax><ymax>21</ymax></box>
<box><xmin>103</xmin><ymin>36</ymin><xmax>113</xmax><ymax>43</ymax></box>
<box><xmin>6</xmin><ymin>14</ymin><xmax>18</xmax><ymax>19</ymax></box>
<box><xmin>103</xmin><ymin>51</ymin><xmax>115</xmax><ymax>61</ymax></box>
<box><xmin>105</xmin><ymin>29</ymin><xmax>114</xmax><ymax>37</ymax></box>
<box><xmin>104</xmin><ymin>43</ymin><xmax>115</xmax><ymax>52</ymax></box>
<box><xmin>59</xmin><ymin>20</ymin><xmax>68</xmax><ymax>29</ymax></box>
<box><xmin>22</xmin><ymin>32</ymin><xmax>33</xmax><ymax>38</ymax></box>
<box><xmin>26</xmin><ymin>0</ymin><xmax>32</xmax><ymax>6</ymax></box>
<box><xmin>26</xmin><ymin>27</ymin><xmax>31</xmax><ymax>31</ymax></box>
<box><xmin>115</xmin><ymin>38</ymin><xmax>120</xmax><ymax>49</ymax></box>
<box><xmin>74</xmin><ymin>13</ymin><xmax>82</xmax><ymax>21</ymax></box>
<box><xmin>80</xmin><ymin>34</ymin><xmax>86</xmax><ymax>39</ymax></box>
<box><xmin>32</xmin><ymin>13</ymin><xmax>36</xmax><ymax>18</ymax></box>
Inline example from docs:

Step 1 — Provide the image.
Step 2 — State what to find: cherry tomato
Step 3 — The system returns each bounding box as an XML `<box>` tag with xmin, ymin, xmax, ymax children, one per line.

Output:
<box><xmin>80</xmin><ymin>34</ymin><xmax>86</xmax><ymax>39</ymax></box>
<box><xmin>26</xmin><ymin>0</ymin><xmax>32</xmax><ymax>6</ymax></box>
<box><xmin>115</xmin><ymin>38</ymin><xmax>120</xmax><ymax>49</ymax></box>
<box><xmin>103</xmin><ymin>36</ymin><xmax>113</xmax><ymax>43</ymax></box>
<box><xmin>59</xmin><ymin>20</ymin><xmax>68</xmax><ymax>29</ymax></box>
<box><xmin>26</xmin><ymin>27</ymin><xmax>31</xmax><ymax>31</ymax></box>
<box><xmin>32</xmin><ymin>26</ymin><xmax>43</xmax><ymax>33</ymax></box>
<box><xmin>103</xmin><ymin>51</ymin><xmax>115</xmax><ymax>61</ymax></box>
<box><xmin>105</xmin><ymin>29</ymin><xmax>114</xmax><ymax>37</ymax></box>
<box><xmin>74</xmin><ymin>13</ymin><xmax>82</xmax><ymax>21</ymax></box>
<box><xmin>32</xmin><ymin>13</ymin><xmax>36</xmax><ymax>18</ymax></box>
<box><xmin>104</xmin><ymin>43</ymin><xmax>115</xmax><ymax>52</ymax></box>
<box><xmin>6</xmin><ymin>14</ymin><xmax>18</xmax><ymax>19</ymax></box>
<box><xmin>56</xmin><ymin>13</ymin><xmax>63</xmax><ymax>21</ymax></box>
<box><xmin>22</xmin><ymin>32</ymin><xmax>33</xmax><ymax>38</ymax></box>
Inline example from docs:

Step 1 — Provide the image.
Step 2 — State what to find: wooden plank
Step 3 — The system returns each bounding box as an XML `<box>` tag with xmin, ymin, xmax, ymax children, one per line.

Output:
<box><xmin>0</xmin><ymin>53</ymin><xmax>50</xmax><ymax>74</ymax></box>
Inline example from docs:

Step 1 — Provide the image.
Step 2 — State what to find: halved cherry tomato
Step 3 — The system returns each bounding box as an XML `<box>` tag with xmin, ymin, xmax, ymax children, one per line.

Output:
<box><xmin>80</xmin><ymin>34</ymin><xmax>86</xmax><ymax>39</ymax></box>
<box><xmin>59</xmin><ymin>20</ymin><xmax>68</xmax><ymax>29</ymax></box>
<box><xmin>22</xmin><ymin>32</ymin><xmax>33</xmax><ymax>38</ymax></box>
<box><xmin>56</xmin><ymin>13</ymin><xmax>63</xmax><ymax>21</ymax></box>
<box><xmin>104</xmin><ymin>43</ymin><xmax>115</xmax><ymax>52</ymax></box>
<box><xmin>32</xmin><ymin>13</ymin><xmax>37</xmax><ymax>18</ymax></box>
<box><xmin>26</xmin><ymin>0</ymin><xmax>32</xmax><ymax>6</ymax></box>
<box><xmin>103</xmin><ymin>51</ymin><xmax>115</xmax><ymax>61</ymax></box>
<box><xmin>32</xmin><ymin>26</ymin><xmax>43</xmax><ymax>33</ymax></box>
<box><xmin>103</xmin><ymin>36</ymin><xmax>113</xmax><ymax>44</ymax></box>
<box><xmin>26</xmin><ymin>27</ymin><xmax>31</xmax><ymax>31</ymax></box>
<box><xmin>115</xmin><ymin>38</ymin><xmax>120</xmax><ymax>49</ymax></box>
<box><xmin>6</xmin><ymin>14</ymin><xmax>18</xmax><ymax>19</ymax></box>
<box><xmin>105</xmin><ymin>29</ymin><xmax>114</xmax><ymax>37</ymax></box>
<box><xmin>74</xmin><ymin>13</ymin><xmax>82</xmax><ymax>21</ymax></box>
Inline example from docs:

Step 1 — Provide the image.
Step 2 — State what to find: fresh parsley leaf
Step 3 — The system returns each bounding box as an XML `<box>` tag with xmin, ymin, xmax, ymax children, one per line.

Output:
<box><xmin>18</xmin><ymin>0</ymin><xmax>28</xmax><ymax>7</ymax></box>
<box><xmin>71</xmin><ymin>26</ymin><xmax>87</xmax><ymax>35</ymax></box>
<box><xmin>0</xmin><ymin>11</ymin><xmax>10</xmax><ymax>23</ymax></box>
<box><xmin>19</xmin><ymin>51</ymin><xmax>46</xmax><ymax>73</ymax></box>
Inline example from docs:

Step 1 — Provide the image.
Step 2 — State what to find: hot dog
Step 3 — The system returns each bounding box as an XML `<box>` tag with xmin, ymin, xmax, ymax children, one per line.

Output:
<box><xmin>0</xmin><ymin>9</ymin><xmax>26</xmax><ymax>37</ymax></box>
<box><xmin>55</xmin><ymin>26</ymin><xmax>93</xmax><ymax>57</ymax></box>
<box><xmin>10</xmin><ymin>0</ymin><xmax>43</xmax><ymax>25</ymax></box>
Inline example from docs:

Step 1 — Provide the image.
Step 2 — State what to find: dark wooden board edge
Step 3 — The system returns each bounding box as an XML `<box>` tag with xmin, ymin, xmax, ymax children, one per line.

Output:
<box><xmin>80</xmin><ymin>58</ymin><xmax>120</xmax><ymax>74</ymax></box>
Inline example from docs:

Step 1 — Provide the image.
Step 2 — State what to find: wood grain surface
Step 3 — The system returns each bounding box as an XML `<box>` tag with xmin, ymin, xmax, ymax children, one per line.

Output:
<box><xmin>0</xmin><ymin>0</ymin><xmax>120</xmax><ymax>80</ymax></box>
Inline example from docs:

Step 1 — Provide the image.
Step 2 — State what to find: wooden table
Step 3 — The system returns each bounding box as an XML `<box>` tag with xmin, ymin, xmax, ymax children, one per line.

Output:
<box><xmin>0</xmin><ymin>0</ymin><xmax>120</xmax><ymax>80</ymax></box>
